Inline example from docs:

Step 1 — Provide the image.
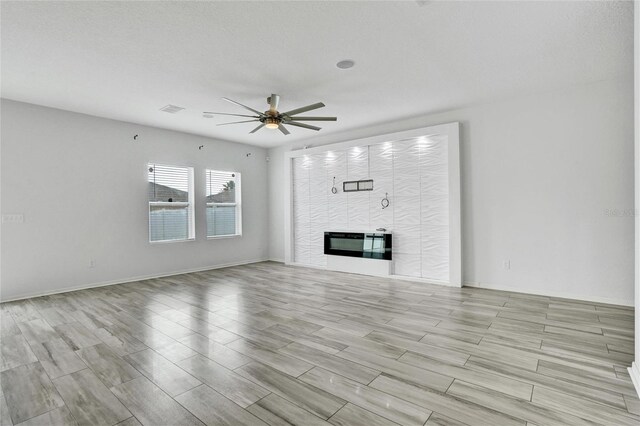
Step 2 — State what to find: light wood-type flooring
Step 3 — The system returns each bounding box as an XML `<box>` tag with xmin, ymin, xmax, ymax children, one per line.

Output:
<box><xmin>1</xmin><ymin>262</ymin><xmax>638</xmax><ymax>425</ymax></box>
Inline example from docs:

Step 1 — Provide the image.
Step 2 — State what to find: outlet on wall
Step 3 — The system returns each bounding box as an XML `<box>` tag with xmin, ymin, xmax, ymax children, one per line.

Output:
<box><xmin>503</xmin><ymin>260</ymin><xmax>511</xmax><ymax>270</ymax></box>
<box><xmin>89</xmin><ymin>259</ymin><xmax>96</xmax><ymax>268</ymax></box>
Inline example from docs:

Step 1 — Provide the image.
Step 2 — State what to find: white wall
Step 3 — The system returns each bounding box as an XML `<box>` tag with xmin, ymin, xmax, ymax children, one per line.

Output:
<box><xmin>289</xmin><ymin>135</ymin><xmax>451</xmax><ymax>281</ymax></box>
<box><xmin>631</xmin><ymin>0</ymin><xmax>639</xmax><ymax>396</ymax></box>
<box><xmin>1</xmin><ymin>99</ymin><xmax>269</xmax><ymax>301</ymax></box>
<box><xmin>269</xmin><ymin>76</ymin><xmax>635</xmax><ymax>305</ymax></box>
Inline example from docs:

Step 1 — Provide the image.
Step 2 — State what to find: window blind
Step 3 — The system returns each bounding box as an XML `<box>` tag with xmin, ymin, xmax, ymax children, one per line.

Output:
<box><xmin>148</xmin><ymin>164</ymin><xmax>194</xmax><ymax>242</ymax></box>
<box><xmin>206</xmin><ymin>170</ymin><xmax>240</xmax><ymax>237</ymax></box>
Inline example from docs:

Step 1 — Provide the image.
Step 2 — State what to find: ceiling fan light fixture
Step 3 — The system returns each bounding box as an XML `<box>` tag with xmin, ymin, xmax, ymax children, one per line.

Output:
<box><xmin>265</xmin><ymin>117</ymin><xmax>279</xmax><ymax>129</ymax></box>
<box><xmin>210</xmin><ymin>94</ymin><xmax>336</xmax><ymax>135</ymax></box>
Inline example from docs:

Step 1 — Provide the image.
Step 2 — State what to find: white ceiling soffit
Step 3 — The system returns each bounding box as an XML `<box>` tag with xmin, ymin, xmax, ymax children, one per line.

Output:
<box><xmin>0</xmin><ymin>1</ymin><xmax>633</xmax><ymax>148</ymax></box>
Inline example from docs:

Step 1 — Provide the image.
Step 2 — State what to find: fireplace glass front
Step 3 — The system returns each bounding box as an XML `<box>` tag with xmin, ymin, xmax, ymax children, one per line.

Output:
<box><xmin>324</xmin><ymin>232</ymin><xmax>392</xmax><ymax>260</ymax></box>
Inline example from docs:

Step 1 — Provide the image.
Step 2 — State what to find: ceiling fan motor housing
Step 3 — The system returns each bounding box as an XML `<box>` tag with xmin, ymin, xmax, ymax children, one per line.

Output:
<box><xmin>264</xmin><ymin>116</ymin><xmax>280</xmax><ymax>129</ymax></box>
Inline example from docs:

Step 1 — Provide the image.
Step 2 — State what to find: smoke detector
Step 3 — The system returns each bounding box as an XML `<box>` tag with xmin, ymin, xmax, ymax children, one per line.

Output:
<box><xmin>336</xmin><ymin>60</ymin><xmax>355</xmax><ymax>69</ymax></box>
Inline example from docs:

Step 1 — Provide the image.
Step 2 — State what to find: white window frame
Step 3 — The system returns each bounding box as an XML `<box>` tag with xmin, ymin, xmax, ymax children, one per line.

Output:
<box><xmin>206</xmin><ymin>170</ymin><xmax>242</xmax><ymax>239</ymax></box>
<box><xmin>148</xmin><ymin>163</ymin><xmax>195</xmax><ymax>243</ymax></box>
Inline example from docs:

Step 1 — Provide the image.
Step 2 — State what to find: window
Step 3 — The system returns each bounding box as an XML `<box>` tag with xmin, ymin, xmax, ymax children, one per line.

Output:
<box><xmin>206</xmin><ymin>170</ymin><xmax>241</xmax><ymax>237</ymax></box>
<box><xmin>148</xmin><ymin>164</ymin><xmax>195</xmax><ymax>242</ymax></box>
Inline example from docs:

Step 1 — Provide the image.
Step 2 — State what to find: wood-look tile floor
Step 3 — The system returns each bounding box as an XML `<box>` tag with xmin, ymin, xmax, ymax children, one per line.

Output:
<box><xmin>1</xmin><ymin>261</ymin><xmax>638</xmax><ymax>426</ymax></box>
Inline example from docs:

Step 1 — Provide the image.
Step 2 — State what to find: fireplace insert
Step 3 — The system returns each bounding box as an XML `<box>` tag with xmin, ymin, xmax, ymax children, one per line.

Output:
<box><xmin>324</xmin><ymin>232</ymin><xmax>392</xmax><ymax>260</ymax></box>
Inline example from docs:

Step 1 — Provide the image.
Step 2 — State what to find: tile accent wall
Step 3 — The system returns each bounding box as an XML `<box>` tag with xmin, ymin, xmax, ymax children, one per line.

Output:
<box><xmin>292</xmin><ymin>135</ymin><xmax>449</xmax><ymax>281</ymax></box>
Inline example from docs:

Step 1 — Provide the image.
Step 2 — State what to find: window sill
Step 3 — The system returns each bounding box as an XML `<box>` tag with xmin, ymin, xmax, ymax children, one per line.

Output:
<box><xmin>149</xmin><ymin>238</ymin><xmax>196</xmax><ymax>244</ymax></box>
<box><xmin>207</xmin><ymin>234</ymin><xmax>242</xmax><ymax>240</ymax></box>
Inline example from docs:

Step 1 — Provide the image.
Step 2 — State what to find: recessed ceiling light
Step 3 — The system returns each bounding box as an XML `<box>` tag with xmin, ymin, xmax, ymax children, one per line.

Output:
<box><xmin>336</xmin><ymin>60</ymin><xmax>355</xmax><ymax>70</ymax></box>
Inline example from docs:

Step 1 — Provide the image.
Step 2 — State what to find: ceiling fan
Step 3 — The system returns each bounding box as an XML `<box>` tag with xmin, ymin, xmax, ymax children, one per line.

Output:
<box><xmin>204</xmin><ymin>94</ymin><xmax>337</xmax><ymax>135</ymax></box>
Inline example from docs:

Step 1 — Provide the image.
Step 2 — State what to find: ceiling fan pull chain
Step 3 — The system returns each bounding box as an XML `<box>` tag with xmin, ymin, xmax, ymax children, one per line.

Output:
<box><xmin>331</xmin><ymin>177</ymin><xmax>338</xmax><ymax>194</ymax></box>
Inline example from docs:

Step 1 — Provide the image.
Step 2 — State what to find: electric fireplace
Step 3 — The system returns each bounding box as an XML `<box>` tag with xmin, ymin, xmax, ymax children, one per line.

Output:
<box><xmin>324</xmin><ymin>232</ymin><xmax>392</xmax><ymax>260</ymax></box>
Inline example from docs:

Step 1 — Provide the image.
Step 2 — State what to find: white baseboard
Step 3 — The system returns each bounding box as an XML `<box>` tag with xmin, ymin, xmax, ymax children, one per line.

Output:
<box><xmin>464</xmin><ymin>280</ymin><xmax>634</xmax><ymax>307</ymax></box>
<box><xmin>268</xmin><ymin>258</ymin><xmax>285</xmax><ymax>263</ymax></box>
<box><xmin>0</xmin><ymin>258</ymin><xmax>269</xmax><ymax>303</ymax></box>
<box><xmin>629</xmin><ymin>362</ymin><xmax>640</xmax><ymax>398</ymax></box>
<box><xmin>389</xmin><ymin>274</ymin><xmax>459</xmax><ymax>287</ymax></box>
<box><xmin>285</xmin><ymin>261</ymin><xmax>459</xmax><ymax>288</ymax></box>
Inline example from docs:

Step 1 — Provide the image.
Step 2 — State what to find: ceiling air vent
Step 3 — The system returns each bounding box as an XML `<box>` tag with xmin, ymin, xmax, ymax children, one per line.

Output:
<box><xmin>160</xmin><ymin>104</ymin><xmax>185</xmax><ymax>114</ymax></box>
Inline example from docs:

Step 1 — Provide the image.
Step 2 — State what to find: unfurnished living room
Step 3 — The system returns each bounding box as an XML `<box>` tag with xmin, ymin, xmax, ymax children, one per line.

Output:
<box><xmin>1</xmin><ymin>1</ymin><xmax>639</xmax><ymax>425</ymax></box>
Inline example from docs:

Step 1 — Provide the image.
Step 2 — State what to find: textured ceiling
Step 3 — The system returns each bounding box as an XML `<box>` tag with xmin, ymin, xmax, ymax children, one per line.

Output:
<box><xmin>1</xmin><ymin>1</ymin><xmax>633</xmax><ymax>148</ymax></box>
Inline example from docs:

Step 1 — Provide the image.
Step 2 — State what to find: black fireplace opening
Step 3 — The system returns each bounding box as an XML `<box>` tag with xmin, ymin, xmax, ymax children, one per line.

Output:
<box><xmin>324</xmin><ymin>232</ymin><xmax>392</xmax><ymax>260</ymax></box>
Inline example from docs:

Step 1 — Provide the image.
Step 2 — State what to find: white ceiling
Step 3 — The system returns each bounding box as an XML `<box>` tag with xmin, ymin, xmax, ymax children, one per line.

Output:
<box><xmin>1</xmin><ymin>1</ymin><xmax>633</xmax><ymax>148</ymax></box>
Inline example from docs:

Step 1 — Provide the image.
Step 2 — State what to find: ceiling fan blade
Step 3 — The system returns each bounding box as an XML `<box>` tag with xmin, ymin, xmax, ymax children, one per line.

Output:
<box><xmin>282</xmin><ymin>102</ymin><xmax>325</xmax><ymax>117</ymax></box>
<box><xmin>222</xmin><ymin>97</ymin><xmax>263</xmax><ymax>115</ymax></box>
<box><xmin>216</xmin><ymin>119</ymin><xmax>259</xmax><ymax>126</ymax></box>
<box><xmin>287</xmin><ymin>116</ymin><xmax>337</xmax><ymax>122</ymax></box>
<box><xmin>203</xmin><ymin>112</ymin><xmax>259</xmax><ymax>118</ymax></box>
<box><xmin>278</xmin><ymin>124</ymin><xmax>290</xmax><ymax>135</ymax></box>
<box><xmin>269</xmin><ymin>94</ymin><xmax>280</xmax><ymax>114</ymax></box>
<box><xmin>249</xmin><ymin>123</ymin><xmax>265</xmax><ymax>134</ymax></box>
<box><xmin>286</xmin><ymin>121</ymin><xmax>321</xmax><ymax>131</ymax></box>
